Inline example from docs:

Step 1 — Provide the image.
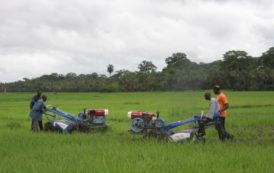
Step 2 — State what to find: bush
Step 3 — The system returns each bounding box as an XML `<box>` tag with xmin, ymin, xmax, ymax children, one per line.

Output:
<box><xmin>100</xmin><ymin>82</ymin><xmax>121</xmax><ymax>92</ymax></box>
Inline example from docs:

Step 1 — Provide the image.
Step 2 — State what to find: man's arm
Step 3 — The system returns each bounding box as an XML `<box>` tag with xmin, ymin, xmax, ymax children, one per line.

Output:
<box><xmin>30</xmin><ymin>98</ymin><xmax>35</xmax><ymax>109</ymax></box>
<box><xmin>41</xmin><ymin>102</ymin><xmax>48</xmax><ymax>113</ymax></box>
<box><xmin>220</xmin><ymin>103</ymin><xmax>229</xmax><ymax>113</ymax></box>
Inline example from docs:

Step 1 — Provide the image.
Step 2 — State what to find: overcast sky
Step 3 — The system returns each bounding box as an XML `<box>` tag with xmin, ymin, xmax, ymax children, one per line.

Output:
<box><xmin>0</xmin><ymin>0</ymin><xmax>273</xmax><ymax>82</ymax></box>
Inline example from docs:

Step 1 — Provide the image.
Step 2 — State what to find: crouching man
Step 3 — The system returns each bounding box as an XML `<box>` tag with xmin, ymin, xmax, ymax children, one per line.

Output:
<box><xmin>197</xmin><ymin>91</ymin><xmax>219</xmax><ymax>138</ymax></box>
<box><xmin>29</xmin><ymin>95</ymin><xmax>47</xmax><ymax>132</ymax></box>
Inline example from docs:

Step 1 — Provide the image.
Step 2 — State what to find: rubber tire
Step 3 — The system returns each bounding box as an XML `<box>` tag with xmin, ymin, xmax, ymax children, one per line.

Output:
<box><xmin>44</xmin><ymin>122</ymin><xmax>56</xmax><ymax>132</ymax></box>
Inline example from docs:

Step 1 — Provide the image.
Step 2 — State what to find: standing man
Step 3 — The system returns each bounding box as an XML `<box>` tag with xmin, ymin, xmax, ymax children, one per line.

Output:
<box><xmin>30</xmin><ymin>95</ymin><xmax>47</xmax><ymax>132</ymax></box>
<box><xmin>213</xmin><ymin>85</ymin><xmax>233</xmax><ymax>141</ymax></box>
<box><xmin>197</xmin><ymin>91</ymin><xmax>220</xmax><ymax>139</ymax></box>
<box><xmin>30</xmin><ymin>90</ymin><xmax>43</xmax><ymax>130</ymax></box>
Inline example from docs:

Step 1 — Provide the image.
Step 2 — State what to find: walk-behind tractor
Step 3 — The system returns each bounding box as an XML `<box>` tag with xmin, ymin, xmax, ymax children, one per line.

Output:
<box><xmin>127</xmin><ymin>111</ymin><xmax>155</xmax><ymax>133</ymax></box>
<box><xmin>127</xmin><ymin>111</ymin><xmax>217</xmax><ymax>142</ymax></box>
<box><xmin>44</xmin><ymin>106</ymin><xmax>108</xmax><ymax>133</ymax></box>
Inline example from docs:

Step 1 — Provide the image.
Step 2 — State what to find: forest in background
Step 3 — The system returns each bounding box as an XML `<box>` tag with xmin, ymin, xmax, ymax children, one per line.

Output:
<box><xmin>1</xmin><ymin>47</ymin><xmax>274</xmax><ymax>92</ymax></box>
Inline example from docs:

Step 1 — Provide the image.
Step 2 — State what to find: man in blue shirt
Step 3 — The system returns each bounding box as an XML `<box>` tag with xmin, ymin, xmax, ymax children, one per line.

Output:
<box><xmin>29</xmin><ymin>95</ymin><xmax>47</xmax><ymax>131</ymax></box>
<box><xmin>30</xmin><ymin>90</ymin><xmax>43</xmax><ymax>130</ymax></box>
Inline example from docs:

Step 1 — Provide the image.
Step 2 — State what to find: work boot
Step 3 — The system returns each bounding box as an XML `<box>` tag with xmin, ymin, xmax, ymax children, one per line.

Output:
<box><xmin>226</xmin><ymin>133</ymin><xmax>234</xmax><ymax>140</ymax></box>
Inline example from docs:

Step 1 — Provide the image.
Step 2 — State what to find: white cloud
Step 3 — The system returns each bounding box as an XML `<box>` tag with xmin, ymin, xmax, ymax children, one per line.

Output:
<box><xmin>0</xmin><ymin>0</ymin><xmax>274</xmax><ymax>82</ymax></box>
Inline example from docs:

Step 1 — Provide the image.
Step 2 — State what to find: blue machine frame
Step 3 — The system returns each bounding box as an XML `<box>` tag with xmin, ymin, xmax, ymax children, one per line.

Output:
<box><xmin>142</xmin><ymin>112</ymin><xmax>220</xmax><ymax>142</ymax></box>
<box><xmin>44</xmin><ymin>107</ymin><xmax>80</xmax><ymax>132</ymax></box>
<box><xmin>154</xmin><ymin>112</ymin><xmax>220</xmax><ymax>131</ymax></box>
<box><xmin>45</xmin><ymin>107</ymin><xmax>81</xmax><ymax>123</ymax></box>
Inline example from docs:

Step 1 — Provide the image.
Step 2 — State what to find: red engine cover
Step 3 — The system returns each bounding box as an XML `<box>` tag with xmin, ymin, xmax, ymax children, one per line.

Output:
<box><xmin>87</xmin><ymin>109</ymin><xmax>106</xmax><ymax>116</ymax></box>
<box><xmin>131</xmin><ymin>112</ymin><xmax>154</xmax><ymax>121</ymax></box>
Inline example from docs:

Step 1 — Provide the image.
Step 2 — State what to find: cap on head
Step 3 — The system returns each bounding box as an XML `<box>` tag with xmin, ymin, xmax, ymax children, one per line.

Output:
<box><xmin>213</xmin><ymin>84</ymin><xmax>221</xmax><ymax>94</ymax></box>
<box><xmin>214</xmin><ymin>85</ymin><xmax>220</xmax><ymax>89</ymax></box>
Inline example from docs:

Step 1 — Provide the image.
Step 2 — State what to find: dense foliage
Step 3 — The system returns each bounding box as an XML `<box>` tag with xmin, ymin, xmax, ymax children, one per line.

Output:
<box><xmin>1</xmin><ymin>47</ymin><xmax>274</xmax><ymax>92</ymax></box>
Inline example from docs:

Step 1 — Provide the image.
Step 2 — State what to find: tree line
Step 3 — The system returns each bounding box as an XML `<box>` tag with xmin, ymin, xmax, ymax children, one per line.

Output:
<box><xmin>1</xmin><ymin>47</ymin><xmax>274</xmax><ymax>92</ymax></box>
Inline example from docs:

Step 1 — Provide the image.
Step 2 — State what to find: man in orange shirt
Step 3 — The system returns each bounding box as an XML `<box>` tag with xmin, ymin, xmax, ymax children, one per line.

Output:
<box><xmin>213</xmin><ymin>85</ymin><xmax>233</xmax><ymax>141</ymax></box>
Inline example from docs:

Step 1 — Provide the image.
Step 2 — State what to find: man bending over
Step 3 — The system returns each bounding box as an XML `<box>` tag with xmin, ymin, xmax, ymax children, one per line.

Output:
<box><xmin>197</xmin><ymin>91</ymin><xmax>219</xmax><ymax>138</ymax></box>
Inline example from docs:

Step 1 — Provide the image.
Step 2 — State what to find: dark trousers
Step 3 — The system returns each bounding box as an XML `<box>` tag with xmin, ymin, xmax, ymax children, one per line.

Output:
<box><xmin>31</xmin><ymin>120</ymin><xmax>43</xmax><ymax>131</ymax></box>
<box><xmin>198</xmin><ymin>117</ymin><xmax>212</xmax><ymax>137</ymax></box>
<box><xmin>215</xmin><ymin>117</ymin><xmax>233</xmax><ymax>141</ymax></box>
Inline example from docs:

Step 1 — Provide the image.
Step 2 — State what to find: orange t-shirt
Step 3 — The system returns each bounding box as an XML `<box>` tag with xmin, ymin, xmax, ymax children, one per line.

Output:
<box><xmin>217</xmin><ymin>92</ymin><xmax>228</xmax><ymax>118</ymax></box>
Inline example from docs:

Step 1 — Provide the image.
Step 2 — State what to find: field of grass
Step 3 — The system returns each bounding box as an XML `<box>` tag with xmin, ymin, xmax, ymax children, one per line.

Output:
<box><xmin>0</xmin><ymin>91</ymin><xmax>274</xmax><ymax>173</ymax></box>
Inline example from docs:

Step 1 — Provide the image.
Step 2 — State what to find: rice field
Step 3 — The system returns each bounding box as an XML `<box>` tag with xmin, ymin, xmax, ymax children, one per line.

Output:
<box><xmin>0</xmin><ymin>91</ymin><xmax>274</xmax><ymax>173</ymax></box>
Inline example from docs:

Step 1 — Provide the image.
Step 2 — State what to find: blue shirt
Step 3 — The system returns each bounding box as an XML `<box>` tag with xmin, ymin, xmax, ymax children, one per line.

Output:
<box><xmin>29</xmin><ymin>99</ymin><xmax>46</xmax><ymax>121</ymax></box>
<box><xmin>30</xmin><ymin>95</ymin><xmax>40</xmax><ymax>109</ymax></box>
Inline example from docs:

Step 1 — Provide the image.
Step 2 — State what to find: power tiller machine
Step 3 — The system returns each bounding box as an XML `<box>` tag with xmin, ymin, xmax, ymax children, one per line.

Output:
<box><xmin>127</xmin><ymin>111</ymin><xmax>218</xmax><ymax>142</ymax></box>
<box><xmin>44</xmin><ymin>106</ymin><xmax>108</xmax><ymax>133</ymax></box>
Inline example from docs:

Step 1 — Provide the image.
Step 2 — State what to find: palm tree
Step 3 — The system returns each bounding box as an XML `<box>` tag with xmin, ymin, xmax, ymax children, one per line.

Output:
<box><xmin>107</xmin><ymin>64</ymin><xmax>114</xmax><ymax>77</ymax></box>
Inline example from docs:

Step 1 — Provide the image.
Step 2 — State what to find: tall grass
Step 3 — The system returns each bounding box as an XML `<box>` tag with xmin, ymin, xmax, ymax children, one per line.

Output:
<box><xmin>0</xmin><ymin>91</ymin><xmax>274</xmax><ymax>173</ymax></box>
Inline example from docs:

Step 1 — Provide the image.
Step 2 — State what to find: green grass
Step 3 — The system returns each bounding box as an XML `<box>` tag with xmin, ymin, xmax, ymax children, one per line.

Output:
<box><xmin>0</xmin><ymin>91</ymin><xmax>274</xmax><ymax>173</ymax></box>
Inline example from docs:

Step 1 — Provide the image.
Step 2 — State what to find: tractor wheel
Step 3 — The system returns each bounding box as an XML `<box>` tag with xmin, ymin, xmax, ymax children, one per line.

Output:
<box><xmin>44</xmin><ymin>122</ymin><xmax>56</xmax><ymax>132</ymax></box>
<box><xmin>191</xmin><ymin>133</ymin><xmax>206</xmax><ymax>143</ymax></box>
<box><xmin>143</xmin><ymin>129</ymin><xmax>153</xmax><ymax>139</ymax></box>
<box><xmin>157</xmin><ymin>131</ymin><xmax>169</xmax><ymax>142</ymax></box>
<box><xmin>77</xmin><ymin>123</ymin><xmax>91</xmax><ymax>132</ymax></box>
